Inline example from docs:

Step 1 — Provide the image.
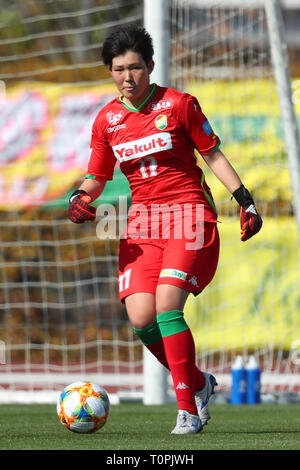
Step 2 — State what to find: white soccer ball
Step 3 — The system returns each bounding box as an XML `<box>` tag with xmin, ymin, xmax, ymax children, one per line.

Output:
<box><xmin>57</xmin><ymin>381</ymin><xmax>110</xmax><ymax>433</ymax></box>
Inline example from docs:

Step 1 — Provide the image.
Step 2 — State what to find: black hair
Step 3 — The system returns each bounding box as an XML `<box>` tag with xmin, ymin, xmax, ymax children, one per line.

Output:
<box><xmin>102</xmin><ymin>24</ymin><xmax>154</xmax><ymax>69</ymax></box>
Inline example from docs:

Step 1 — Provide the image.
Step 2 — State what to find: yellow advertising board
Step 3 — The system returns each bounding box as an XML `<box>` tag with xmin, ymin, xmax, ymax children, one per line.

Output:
<box><xmin>1</xmin><ymin>80</ymin><xmax>299</xmax><ymax>353</ymax></box>
<box><xmin>1</xmin><ymin>79</ymin><xmax>298</xmax><ymax>208</ymax></box>
<box><xmin>185</xmin><ymin>217</ymin><xmax>300</xmax><ymax>352</ymax></box>
<box><xmin>0</xmin><ymin>82</ymin><xmax>125</xmax><ymax>208</ymax></box>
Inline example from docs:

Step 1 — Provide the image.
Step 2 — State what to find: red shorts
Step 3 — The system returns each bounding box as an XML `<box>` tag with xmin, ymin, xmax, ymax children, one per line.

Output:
<box><xmin>118</xmin><ymin>221</ymin><xmax>219</xmax><ymax>303</ymax></box>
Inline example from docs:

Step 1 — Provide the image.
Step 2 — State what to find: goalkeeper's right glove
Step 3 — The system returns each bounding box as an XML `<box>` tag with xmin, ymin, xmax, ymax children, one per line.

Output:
<box><xmin>67</xmin><ymin>190</ymin><xmax>96</xmax><ymax>224</ymax></box>
<box><xmin>232</xmin><ymin>184</ymin><xmax>263</xmax><ymax>242</ymax></box>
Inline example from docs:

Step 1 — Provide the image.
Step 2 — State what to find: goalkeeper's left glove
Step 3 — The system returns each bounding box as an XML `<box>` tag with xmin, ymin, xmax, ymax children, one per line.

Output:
<box><xmin>232</xmin><ymin>184</ymin><xmax>263</xmax><ymax>242</ymax></box>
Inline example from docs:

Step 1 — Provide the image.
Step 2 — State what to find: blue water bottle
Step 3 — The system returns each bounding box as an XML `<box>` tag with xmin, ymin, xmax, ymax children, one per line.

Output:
<box><xmin>230</xmin><ymin>356</ymin><xmax>247</xmax><ymax>404</ymax></box>
<box><xmin>246</xmin><ymin>355</ymin><xmax>261</xmax><ymax>404</ymax></box>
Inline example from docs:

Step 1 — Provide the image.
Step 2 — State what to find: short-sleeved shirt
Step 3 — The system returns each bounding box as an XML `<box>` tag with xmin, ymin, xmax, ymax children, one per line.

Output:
<box><xmin>87</xmin><ymin>84</ymin><xmax>220</xmax><ymax>222</ymax></box>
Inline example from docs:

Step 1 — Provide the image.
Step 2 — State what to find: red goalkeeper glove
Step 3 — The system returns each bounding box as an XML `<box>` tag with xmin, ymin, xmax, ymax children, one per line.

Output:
<box><xmin>67</xmin><ymin>190</ymin><xmax>96</xmax><ymax>224</ymax></box>
<box><xmin>232</xmin><ymin>185</ymin><xmax>263</xmax><ymax>242</ymax></box>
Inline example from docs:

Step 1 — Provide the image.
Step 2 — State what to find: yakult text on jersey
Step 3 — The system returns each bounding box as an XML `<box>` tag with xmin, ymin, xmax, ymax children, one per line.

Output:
<box><xmin>112</xmin><ymin>132</ymin><xmax>173</xmax><ymax>162</ymax></box>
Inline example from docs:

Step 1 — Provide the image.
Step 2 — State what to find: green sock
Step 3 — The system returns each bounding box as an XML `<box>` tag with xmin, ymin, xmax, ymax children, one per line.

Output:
<box><xmin>132</xmin><ymin>321</ymin><xmax>169</xmax><ymax>369</ymax></box>
<box><xmin>133</xmin><ymin>321</ymin><xmax>162</xmax><ymax>345</ymax></box>
<box><xmin>157</xmin><ymin>309</ymin><xmax>198</xmax><ymax>415</ymax></box>
<box><xmin>157</xmin><ymin>310</ymin><xmax>189</xmax><ymax>337</ymax></box>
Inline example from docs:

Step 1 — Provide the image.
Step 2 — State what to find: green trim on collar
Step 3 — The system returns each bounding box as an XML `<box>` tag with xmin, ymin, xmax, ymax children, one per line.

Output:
<box><xmin>118</xmin><ymin>83</ymin><xmax>156</xmax><ymax>112</ymax></box>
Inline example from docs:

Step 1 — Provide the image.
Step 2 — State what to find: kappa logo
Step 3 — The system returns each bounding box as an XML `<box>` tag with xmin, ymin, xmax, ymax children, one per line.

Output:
<box><xmin>188</xmin><ymin>275</ymin><xmax>199</xmax><ymax>287</ymax></box>
<box><xmin>106</xmin><ymin>110</ymin><xmax>124</xmax><ymax>125</ymax></box>
<box><xmin>112</xmin><ymin>132</ymin><xmax>172</xmax><ymax>162</ymax></box>
<box><xmin>176</xmin><ymin>382</ymin><xmax>190</xmax><ymax>390</ymax></box>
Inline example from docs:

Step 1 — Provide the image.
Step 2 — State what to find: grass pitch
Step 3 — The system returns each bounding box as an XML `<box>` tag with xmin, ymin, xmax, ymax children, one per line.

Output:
<box><xmin>0</xmin><ymin>402</ymin><xmax>299</xmax><ymax>452</ymax></box>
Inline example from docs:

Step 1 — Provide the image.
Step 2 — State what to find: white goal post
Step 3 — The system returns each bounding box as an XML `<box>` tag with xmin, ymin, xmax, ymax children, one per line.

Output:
<box><xmin>265</xmin><ymin>0</ymin><xmax>300</xmax><ymax>240</ymax></box>
<box><xmin>143</xmin><ymin>0</ymin><xmax>170</xmax><ymax>406</ymax></box>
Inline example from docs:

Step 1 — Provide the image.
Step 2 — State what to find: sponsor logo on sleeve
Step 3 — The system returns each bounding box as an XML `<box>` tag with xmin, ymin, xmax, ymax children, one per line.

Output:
<box><xmin>203</xmin><ymin>120</ymin><xmax>213</xmax><ymax>136</ymax></box>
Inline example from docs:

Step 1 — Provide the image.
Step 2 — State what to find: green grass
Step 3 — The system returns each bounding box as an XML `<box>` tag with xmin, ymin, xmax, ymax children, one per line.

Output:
<box><xmin>0</xmin><ymin>403</ymin><xmax>300</xmax><ymax>451</ymax></box>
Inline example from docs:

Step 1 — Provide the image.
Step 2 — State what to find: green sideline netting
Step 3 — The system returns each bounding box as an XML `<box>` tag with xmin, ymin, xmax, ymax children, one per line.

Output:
<box><xmin>43</xmin><ymin>169</ymin><xmax>131</xmax><ymax>210</ymax></box>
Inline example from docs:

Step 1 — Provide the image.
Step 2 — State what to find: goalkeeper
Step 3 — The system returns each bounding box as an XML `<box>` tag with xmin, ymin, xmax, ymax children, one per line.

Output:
<box><xmin>68</xmin><ymin>24</ymin><xmax>262</xmax><ymax>434</ymax></box>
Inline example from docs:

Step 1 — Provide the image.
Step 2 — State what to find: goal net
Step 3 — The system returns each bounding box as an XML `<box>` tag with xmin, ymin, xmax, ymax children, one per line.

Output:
<box><xmin>0</xmin><ymin>0</ymin><xmax>299</xmax><ymax>404</ymax></box>
<box><xmin>0</xmin><ymin>0</ymin><xmax>143</xmax><ymax>404</ymax></box>
<box><xmin>169</xmin><ymin>0</ymin><xmax>300</xmax><ymax>396</ymax></box>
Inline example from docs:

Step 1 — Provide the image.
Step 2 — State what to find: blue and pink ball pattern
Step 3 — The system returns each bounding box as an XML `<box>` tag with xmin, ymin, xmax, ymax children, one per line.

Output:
<box><xmin>57</xmin><ymin>381</ymin><xmax>110</xmax><ymax>433</ymax></box>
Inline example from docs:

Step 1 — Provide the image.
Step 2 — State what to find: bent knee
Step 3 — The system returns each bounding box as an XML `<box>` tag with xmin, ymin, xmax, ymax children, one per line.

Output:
<box><xmin>156</xmin><ymin>284</ymin><xmax>189</xmax><ymax>315</ymax></box>
<box><xmin>125</xmin><ymin>292</ymin><xmax>156</xmax><ymax>329</ymax></box>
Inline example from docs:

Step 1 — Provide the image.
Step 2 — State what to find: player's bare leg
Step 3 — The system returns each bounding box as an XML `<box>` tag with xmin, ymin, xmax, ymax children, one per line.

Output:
<box><xmin>155</xmin><ymin>284</ymin><xmax>189</xmax><ymax>315</ymax></box>
<box><xmin>125</xmin><ymin>292</ymin><xmax>156</xmax><ymax>329</ymax></box>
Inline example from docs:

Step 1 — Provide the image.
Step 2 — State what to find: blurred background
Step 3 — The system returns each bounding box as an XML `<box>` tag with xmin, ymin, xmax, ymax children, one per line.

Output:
<box><xmin>0</xmin><ymin>0</ymin><xmax>299</xmax><ymax>404</ymax></box>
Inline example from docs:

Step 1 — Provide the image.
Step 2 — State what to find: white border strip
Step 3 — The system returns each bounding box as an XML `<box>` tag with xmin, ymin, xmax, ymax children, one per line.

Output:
<box><xmin>179</xmin><ymin>0</ymin><xmax>300</xmax><ymax>9</ymax></box>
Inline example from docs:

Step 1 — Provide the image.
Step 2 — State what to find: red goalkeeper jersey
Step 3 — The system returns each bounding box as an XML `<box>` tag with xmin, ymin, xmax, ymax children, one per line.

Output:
<box><xmin>87</xmin><ymin>84</ymin><xmax>220</xmax><ymax>222</ymax></box>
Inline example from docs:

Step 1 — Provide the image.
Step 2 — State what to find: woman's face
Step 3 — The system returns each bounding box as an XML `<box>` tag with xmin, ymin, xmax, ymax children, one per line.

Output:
<box><xmin>110</xmin><ymin>50</ymin><xmax>154</xmax><ymax>107</ymax></box>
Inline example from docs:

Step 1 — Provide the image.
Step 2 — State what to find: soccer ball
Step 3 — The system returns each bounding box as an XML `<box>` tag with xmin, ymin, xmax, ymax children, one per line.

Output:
<box><xmin>57</xmin><ymin>381</ymin><xmax>110</xmax><ymax>433</ymax></box>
